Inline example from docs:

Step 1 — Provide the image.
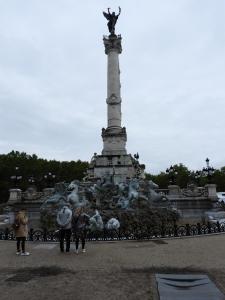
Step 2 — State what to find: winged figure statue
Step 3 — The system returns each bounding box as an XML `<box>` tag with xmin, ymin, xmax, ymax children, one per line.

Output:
<box><xmin>103</xmin><ymin>7</ymin><xmax>121</xmax><ymax>35</ymax></box>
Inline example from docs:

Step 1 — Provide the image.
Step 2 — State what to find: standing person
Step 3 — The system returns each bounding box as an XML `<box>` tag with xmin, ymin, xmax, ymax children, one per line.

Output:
<box><xmin>56</xmin><ymin>205</ymin><xmax>72</xmax><ymax>253</ymax></box>
<box><xmin>14</xmin><ymin>208</ymin><xmax>30</xmax><ymax>256</ymax></box>
<box><xmin>72</xmin><ymin>207</ymin><xmax>89</xmax><ymax>254</ymax></box>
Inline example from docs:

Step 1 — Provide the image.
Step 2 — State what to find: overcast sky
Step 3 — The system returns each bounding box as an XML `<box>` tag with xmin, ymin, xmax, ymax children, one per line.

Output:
<box><xmin>0</xmin><ymin>0</ymin><xmax>225</xmax><ymax>174</ymax></box>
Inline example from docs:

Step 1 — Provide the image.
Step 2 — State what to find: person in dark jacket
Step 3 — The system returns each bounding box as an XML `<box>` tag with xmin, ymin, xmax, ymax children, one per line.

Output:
<box><xmin>72</xmin><ymin>207</ymin><xmax>89</xmax><ymax>254</ymax></box>
<box><xmin>56</xmin><ymin>205</ymin><xmax>72</xmax><ymax>252</ymax></box>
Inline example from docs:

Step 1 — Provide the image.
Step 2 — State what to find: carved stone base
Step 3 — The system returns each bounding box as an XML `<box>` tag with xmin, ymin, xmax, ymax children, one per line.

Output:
<box><xmin>87</xmin><ymin>152</ymin><xmax>143</xmax><ymax>184</ymax></box>
<box><xmin>102</xmin><ymin>126</ymin><xmax>127</xmax><ymax>155</ymax></box>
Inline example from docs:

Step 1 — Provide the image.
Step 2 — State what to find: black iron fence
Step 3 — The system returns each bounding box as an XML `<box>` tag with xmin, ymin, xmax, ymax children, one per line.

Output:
<box><xmin>0</xmin><ymin>221</ymin><xmax>225</xmax><ymax>242</ymax></box>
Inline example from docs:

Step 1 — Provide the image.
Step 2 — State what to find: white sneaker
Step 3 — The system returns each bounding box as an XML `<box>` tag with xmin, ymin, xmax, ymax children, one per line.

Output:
<box><xmin>21</xmin><ymin>252</ymin><xmax>30</xmax><ymax>256</ymax></box>
<box><xmin>16</xmin><ymin>251</ymin><xmax>21</xmax><ymax>255</ymax></box>
<box><xmin>75</xmin><ymin>250</ymin><xmax>79</xmax><ymax>254</ymax></box>
<box><xmin>82</xmin><ymin>249</ymin><xmax>86</xmax><ymax>253</ymax></box>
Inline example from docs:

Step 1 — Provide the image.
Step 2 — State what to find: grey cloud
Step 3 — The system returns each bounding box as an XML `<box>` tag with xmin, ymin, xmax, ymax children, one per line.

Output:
<box><xmin>0</xmin><ymin>1</ymin><xmax>225</xmax><ymax>174</ymax></box>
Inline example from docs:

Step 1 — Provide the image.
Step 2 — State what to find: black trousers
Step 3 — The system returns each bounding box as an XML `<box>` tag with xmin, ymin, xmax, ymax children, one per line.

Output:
<box><xmin>74</xmin><ymin>230</ymin><xmax>86</xmax><ymax>250</ymax></box>
<box><xmin>16</xmin><ymin>237</ymin><xmax>26</xmax><ymax>252</ymax></box>
<box><xmin>59</xmin><ymin>229</ymin><xmax>72</xmax><ymax>252</ymax></box>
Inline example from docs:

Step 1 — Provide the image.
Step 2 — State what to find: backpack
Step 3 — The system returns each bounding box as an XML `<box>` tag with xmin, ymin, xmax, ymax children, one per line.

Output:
<box><xmin>56</xmin><ymin>207</ymin><xmax>72</xmax><ymax>228</ymax></box>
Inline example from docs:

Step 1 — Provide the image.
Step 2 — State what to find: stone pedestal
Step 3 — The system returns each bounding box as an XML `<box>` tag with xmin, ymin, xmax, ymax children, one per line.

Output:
<box><xmin>88</xmin><ymin>153</ymin><xmax>139</xmax><ymax>184</ymax></box>
<box><xmin>168</xmin><ymin>185</ymin><xmax>180</xmax><ymax>197</ymax></box>
<box><xmin>205</xmin><ymin>184</ymin><xmax>218</xmax><ymax>207</ymax></box>
<box><xmin>8</xmin><ymin>189</ymin><xmax>22</xmax><ymax>204</ymax></box>
<box><xmin>43</xmin><ymin>188</ymin><xmax>55</xmax><ymax>197</ymax></box>
<box><xmin>205</xmin><ymin>184</ymin><xmax>217</xmax><ymax>199</ymax></box>
<box><xmin>101</xmin><ymin>127</ymin><xmax>127</xmax><ymax>156</ymax></box>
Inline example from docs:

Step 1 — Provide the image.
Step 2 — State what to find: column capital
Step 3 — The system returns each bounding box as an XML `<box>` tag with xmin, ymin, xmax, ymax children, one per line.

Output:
<box><xmin>103</xmin><ymin>34</ymin><xmax>122</xmax><ymax>54</ymax></box>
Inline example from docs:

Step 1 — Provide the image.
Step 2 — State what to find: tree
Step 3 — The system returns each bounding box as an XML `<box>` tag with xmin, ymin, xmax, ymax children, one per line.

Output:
<box><xmin>145</xmin><ymin>163</ymin><xmax>225</xmax><ymax>191</ymax></box>
<box><xmin>0</xmin><ymin>151</ymin><xmax>89</xmax><ymax>203</ymax></box>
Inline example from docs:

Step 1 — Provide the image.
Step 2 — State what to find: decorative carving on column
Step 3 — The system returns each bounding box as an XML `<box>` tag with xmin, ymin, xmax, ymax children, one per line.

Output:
<box><xmin>103</xmin><ymin>35</ymin><xmax>122</xmax><ymax>54</ymax></box>
<box><xmin>106</xmin><ymin>93</ymin><xmax>121</xmax><ymax>105</ymax></box>
<box><xmin>102</xmin><ymin>126</ymin><xmax>127</xmax><ymax>138</ymax></box>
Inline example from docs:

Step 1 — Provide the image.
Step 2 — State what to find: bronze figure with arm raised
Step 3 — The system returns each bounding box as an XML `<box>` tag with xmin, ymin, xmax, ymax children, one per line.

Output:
<box><xmin>103</xmin><ymin>7</ymin><xmax>121</xmax><ymax>35</ymax></box>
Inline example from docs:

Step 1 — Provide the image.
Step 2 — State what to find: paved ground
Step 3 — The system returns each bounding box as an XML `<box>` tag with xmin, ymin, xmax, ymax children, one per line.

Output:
<box><xmin>1</xmin><ymin>234</ymin><xmax>225</xmax><ymax>299</ymax></box>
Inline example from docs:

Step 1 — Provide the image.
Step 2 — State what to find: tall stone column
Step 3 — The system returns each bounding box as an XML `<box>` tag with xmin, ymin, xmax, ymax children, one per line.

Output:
<box><xmin>104</xmin><ymin>35</ymin><xmax>122</xmax><ymax>128</ymax></box>
<box><xmin>86</xmin><ymin>24</ymin><xmax>144</xmax><ymax>182</ymax></box>
<box><xmin>102</xmin><ymin>34</ymin><xmax>127</xmax><ymax>155</ymax></box>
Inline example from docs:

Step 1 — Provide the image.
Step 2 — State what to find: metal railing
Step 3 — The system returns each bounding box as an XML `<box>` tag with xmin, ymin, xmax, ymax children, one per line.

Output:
<box><xmin>0</xmin><ymin>221</ymin><xmax>225</xmax><ymax>242</ymax></box>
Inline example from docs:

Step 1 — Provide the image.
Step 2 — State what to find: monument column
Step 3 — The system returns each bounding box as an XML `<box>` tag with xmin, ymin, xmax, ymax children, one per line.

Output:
<box><xmin>104</xmin><ymin>35</ymin><xmax>122</xmax><ymax>128</ymax></box>
<box><xmin>86</xmin><ymin>8</ymin><xmax>143</xmax><ymax>182</ymax></box>
<box><xmin>102</xmin><ymin>34</ymin><xmax>127</xmax><ymax>155</ymax></box>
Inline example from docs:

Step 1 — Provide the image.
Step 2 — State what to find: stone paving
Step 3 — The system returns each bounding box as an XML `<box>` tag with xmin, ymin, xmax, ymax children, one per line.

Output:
<box><xmin>1</xmin><ymin>234</ymin><xmax>225</xmax><ymax>299</ymax></box>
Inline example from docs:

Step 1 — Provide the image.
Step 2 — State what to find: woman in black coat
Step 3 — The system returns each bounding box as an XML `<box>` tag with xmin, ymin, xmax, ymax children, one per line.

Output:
<box><xmin>72</xmin><ymin>207</ymin><xmax>89</xmax><ymax>254</ymax></box>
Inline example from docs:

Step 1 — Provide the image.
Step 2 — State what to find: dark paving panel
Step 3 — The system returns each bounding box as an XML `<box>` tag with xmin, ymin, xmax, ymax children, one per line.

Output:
<box><xmin>156</xmin><ymin>274</ymin><xmax>225</xmax><ymax>300</ymax></box>
<box><xmin>152</xmin><ymin>240</ymin><xmax>168</xmax><ymax>245</ymax></box>
<box><xmin>5</xmin><ymin>266</ymin><xmax>70</xmax><ymax>282</ymax></box>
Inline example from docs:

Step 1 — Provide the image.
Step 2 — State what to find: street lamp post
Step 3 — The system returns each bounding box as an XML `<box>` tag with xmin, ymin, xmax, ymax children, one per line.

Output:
<box><xmin>166</xmin><ymin>165</ymin><xmax>178</xmax><ymax>185</ymax></box>
<box><xmin>28</xmin><ymin>175</ymin><xmax>35</xmax><ymax>186</ymax></box>
<box><xmin>202</xmin><ymin>158</ymin><xmax>215</xmax><ymax>183</ymax></box>
<box><xmin>193</xmin><ymin>170</ymin><xmax>202</xmax><ymax>186</ymax></box>
<box><xmin>10</xmin><ymin>167</ymin><xmax>22</xmax><ymax>188</ymax></box>
<box><xmin>43</xmin><ymin>172</ymin><xmax>56</xmax><ymax>187</ymax></box>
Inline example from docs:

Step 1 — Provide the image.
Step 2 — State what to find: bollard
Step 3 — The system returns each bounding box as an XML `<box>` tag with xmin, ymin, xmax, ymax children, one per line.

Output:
<box><xmin>197</xmin><ymin>223</ymin><xmax>202</xmax><ymax>235</ymax></box>
<box><xmin>4</xmin><ymin>228</ymin><xmax>9</xmax><ymax>240</ymax></box>
<box><xmin>185</xmin><ymin>224</ymin><xmax>190</xmax><ymax>236</ymax></box>
<box><xmin>29</xmin><ymin>228</ymin><xmax>34</xmax><ymax>241</ymax></box>
<box><xmin>216</xmin><ymin>221</ymin><xmax>221</xmax><ymax>232</ymax></box>
<box><xmin>43</xmin><ymin>228</ymin><xmax>47</xmax><ymax>241</ymax></box>
<box><xmin>118</xmin><ymin>227</ymin><xmax>121</xmax><ymax>240</ymax></box>
<box><xmin>161</xmin><ymin>224</ymin><xmax>165</xmax><ymax>238</ymax></box>
<box><xmin>174</xmin><ymin>223</ymin><xmax>178</xmax><ymax>237</ymax></box>
<box><xmin>207</xmin><ymin>221</ymin><xmax>212</xmax><ymax>234</ymax></box>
